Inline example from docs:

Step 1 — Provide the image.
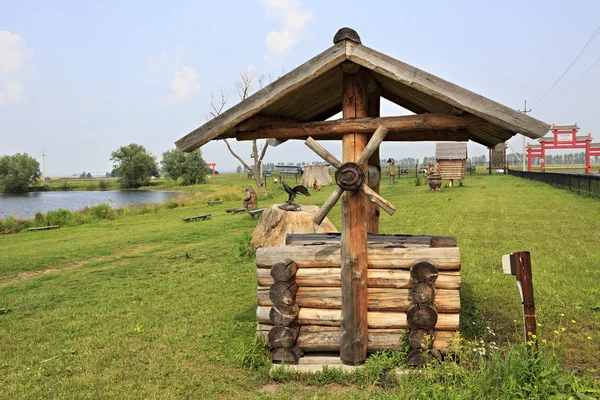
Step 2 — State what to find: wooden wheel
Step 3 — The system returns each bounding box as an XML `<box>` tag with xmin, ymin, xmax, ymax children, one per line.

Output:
<box><xmin>304</xmin><ymin>126</ymin><xmax>397</xmax><ymax>225</ymax></box>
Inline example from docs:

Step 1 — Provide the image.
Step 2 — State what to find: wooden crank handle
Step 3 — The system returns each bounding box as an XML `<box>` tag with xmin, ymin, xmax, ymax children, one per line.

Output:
<box><xmin>313</xmin><ymin>186</ymin><xmax>344</xmax><ymax>225</ymax></box>
<box><xmin>360</xmin><ymin>184</ymin><xmax>396</xmax><ymax>216</ymax></box>
<box><xmin>356</xmin><ymin>126</ymin><xmax>389</xmax><ymax>166</ymax></box>
<box><xmin>305</xmin><ymin>137</ymin><xmax>342</xmax><ymax>169</ymax></box>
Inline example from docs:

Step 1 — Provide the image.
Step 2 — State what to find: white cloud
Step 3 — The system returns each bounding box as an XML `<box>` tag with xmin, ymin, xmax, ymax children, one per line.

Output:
<box><xmin>0</xmin><ymin>31</ymin><xmax>29</xmax><ymax>106</ymax></box>
<box><xmin>170</xmin><ymin>66</ymin><xmax>200</xmax><ymax>102</ymax></box>
<box><xmin>0</xmin><ymin>30</ymin><xmax>24</xmax><ymax>72</ymax></box>
<box><xmin>262</xmin><ymin>0</ymin><xmax>313</xmax><ymax>55</ymax></box>
<box><xmin>148</xmin><ymin>45</ymin><xmax>201</xmax><ymax>104</ymax></box>
<box><xmin>147</xmin><ymin>52</ymin><xmax>168</xmax><ymax>78</ymax></box>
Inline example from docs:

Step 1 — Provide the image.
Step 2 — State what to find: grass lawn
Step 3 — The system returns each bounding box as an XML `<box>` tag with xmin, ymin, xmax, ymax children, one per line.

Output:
<box><xmin>1</xmin><ymin>172</ymin><xmax>599</xmax><ymax>398</ymax></box>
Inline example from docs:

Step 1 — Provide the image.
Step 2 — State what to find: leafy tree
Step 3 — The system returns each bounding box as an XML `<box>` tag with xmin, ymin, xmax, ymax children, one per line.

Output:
<box><xmin>160</xmin><ymin>149</ymin><xmax>208</xmax><ymax>185</ymax></box>
<box><xmin>110</xmin><ymin>144</ymin><xmax>158</xmax><ymax>188</ymax></box>
<box><xmin>236</xmin><ymin>165</ymin><xmax>242</xmax><ymax>173</ymax></box>
<box><xmin>87</xmin><ymin>172</ymin><xmax>92</xmax><ymax>178</ymax></box>
<box><xmin>0</xmin><ymin>153</ymin><xmax>41</xmax><ymax>193</ymax></box>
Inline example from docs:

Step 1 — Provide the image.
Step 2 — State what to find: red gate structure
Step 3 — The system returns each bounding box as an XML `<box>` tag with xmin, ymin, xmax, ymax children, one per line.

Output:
<box><xmin>526</xmin><ymin>124</ymin><xmax>600</xmax><ymax>173</ymax></box>
<box><xmin>206</xmin><ymin>163</ymin><xmax>216</xmax><ymax>176</ymax></box>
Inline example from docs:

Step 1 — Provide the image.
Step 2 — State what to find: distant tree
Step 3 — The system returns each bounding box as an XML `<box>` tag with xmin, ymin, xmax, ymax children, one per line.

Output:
<box><xmin>0</xmin><ymin>153</ymin><xmax>41</xmax><ymax>193</ymax></box>
<box><xmin>236</xmin><ymin>165</ymin><xmax>242</xmax><ymax>173</ymax></box>
<box><xmin>80</xmin><ymin>171</ymin><xmax>87</xmax><ymax>178</ymax></box>
<box><xmin>210</xmin><ymin>68</ymin><xmax>270</xmax><ymax>195</ymax></box>
<box><xmin>110</xmin><ymin>144</ymin><xmax>158</xmax><ymax>188</ymax></box>
<box><xmin>160</xmin><ymin>148</ymin><xmax>208</xmax><ymax>185</ymax></box>
<box><xmin>87</xmin><ymin>172</ymin><xmax>92</xmax><ymax>178</ymax></box>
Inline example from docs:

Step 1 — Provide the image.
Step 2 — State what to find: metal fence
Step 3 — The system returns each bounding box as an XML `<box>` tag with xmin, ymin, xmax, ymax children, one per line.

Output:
<box><xmin>508</xmin><ymin>169</ymin><xmax>600</xmax><ymax>198</ymax></box>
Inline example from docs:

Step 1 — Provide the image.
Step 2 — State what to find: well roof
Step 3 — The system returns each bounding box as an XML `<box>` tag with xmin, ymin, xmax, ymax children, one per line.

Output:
<box><xmin>175</xmin><ymin>30</ymin><xmax>550</xmax><ymax>151</ymax></box>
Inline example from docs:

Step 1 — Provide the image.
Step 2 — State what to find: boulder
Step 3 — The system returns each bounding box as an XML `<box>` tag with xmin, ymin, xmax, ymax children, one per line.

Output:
<box><xmin>251</xmin><ymin>205</ymin><xmax>338</xmax><ymax>248</ymax></box>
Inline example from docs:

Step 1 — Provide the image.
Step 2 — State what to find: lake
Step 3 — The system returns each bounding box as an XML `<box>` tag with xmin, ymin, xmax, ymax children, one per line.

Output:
<box><xmin>0</xmin><ymin>190</ymin><xmax>179</xmax><ymax>219</ymax></box>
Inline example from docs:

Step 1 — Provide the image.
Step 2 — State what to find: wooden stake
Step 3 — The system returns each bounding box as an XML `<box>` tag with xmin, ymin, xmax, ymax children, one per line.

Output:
<box><xmin>340</xmin><ymin>65</ymin><xmax>370</xmax><ymax>364</ymax></box>
<box><xmin>513</xmin><ymin>251</ymin><xmax>537</xmax><ymax>350</ymax></box>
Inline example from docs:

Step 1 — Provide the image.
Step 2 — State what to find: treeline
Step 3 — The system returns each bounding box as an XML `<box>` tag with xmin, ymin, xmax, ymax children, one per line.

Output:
<box><xmin>0</xmin><ymin>144</ymin><xmax>211</xmax><ymax>193</ymax></box>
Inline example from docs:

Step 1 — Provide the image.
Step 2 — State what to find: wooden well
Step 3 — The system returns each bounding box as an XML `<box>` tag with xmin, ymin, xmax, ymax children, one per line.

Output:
<box><xmin>174</xmin><ymin>27</ymin><xmax>550</xmax><ymax>367</ymax></box>
<box><xmin>256</xmin><ymin>233</ymin><xmax>461</xmax><ymax>365</ymax></box>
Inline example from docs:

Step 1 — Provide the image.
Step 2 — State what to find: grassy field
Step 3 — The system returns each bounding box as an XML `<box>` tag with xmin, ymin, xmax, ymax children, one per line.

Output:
<box><xmin>1</xmin><ymin>173</ymin><xmax>599</xmax><ymax>398</ymax></box>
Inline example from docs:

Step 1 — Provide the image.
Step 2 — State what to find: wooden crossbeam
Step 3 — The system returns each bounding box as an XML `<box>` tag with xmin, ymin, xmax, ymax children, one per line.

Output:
<box><xmin>235</xmin><ymin>114</ymin><xmax>481</xmax><ymax>141</ymax></box>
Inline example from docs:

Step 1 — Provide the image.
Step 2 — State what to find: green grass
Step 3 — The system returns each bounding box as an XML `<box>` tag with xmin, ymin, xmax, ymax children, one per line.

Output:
<box><xmin>0</xmin><ymin>173</ymin><xmax>599</xmax><ymax>398</ymax></box>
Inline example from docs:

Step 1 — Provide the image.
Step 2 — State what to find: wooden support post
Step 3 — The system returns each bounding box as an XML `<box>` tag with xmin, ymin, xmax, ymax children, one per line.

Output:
<box><xmin>366</xmin><ymin>75</ymin><xmax>381</xmax><ymax>234</ymax></box>
<box><xmin>513</xmin><ymin>251</ymin><xmax>537</xmax><ymax>350</ymax></box>
<box><xmin>340</xmin><ymin>64</ymin><xmax>370</xmax><ymax>364</ymax></box>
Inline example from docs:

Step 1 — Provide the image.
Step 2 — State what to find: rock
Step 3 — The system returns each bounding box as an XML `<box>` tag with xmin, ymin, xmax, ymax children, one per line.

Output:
<box><xmin>251</xmin><ymin>205</ymin><xmax>338</xmax><ymax>248</ymax></box>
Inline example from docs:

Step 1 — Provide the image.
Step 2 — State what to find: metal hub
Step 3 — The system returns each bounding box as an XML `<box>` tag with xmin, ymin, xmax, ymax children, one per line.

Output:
<box><xmin>335</xmin><ymin>162</ymin><xmax>365</xmax><ymax>191</ymax></box>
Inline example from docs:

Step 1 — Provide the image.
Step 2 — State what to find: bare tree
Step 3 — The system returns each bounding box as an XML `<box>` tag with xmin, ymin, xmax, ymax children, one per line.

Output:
<box><xmin>212</xmin><ymin>68</ymin><xmax>270</xmax><ymax>195</ymax></box>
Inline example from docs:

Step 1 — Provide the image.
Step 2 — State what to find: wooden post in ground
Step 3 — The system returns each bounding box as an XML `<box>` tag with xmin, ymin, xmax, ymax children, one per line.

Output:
<box><xmin>513</xmin><ymin>251</ymin><xmax>537</xmax><ymax>350</ymax></box>
<box><xmin>339</xmin><ymin>59</ymin><xmax>373</xmax><ymax>364</ymax></box>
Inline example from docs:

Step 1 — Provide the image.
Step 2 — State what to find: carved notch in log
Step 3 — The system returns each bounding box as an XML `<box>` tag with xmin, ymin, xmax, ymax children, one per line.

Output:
<box><xmin>268</xmin><ymin>324</ymin><xmax>300</xmax><ymax>348</ymax></box>
<box><xmin>269</xmin><ymin>282</ymin><xmax>298</xmax><ymax>307</ymax></box>
<box><xmin>410</xmin><ymin>260</ymin><xmax>439</xmax><ymax>283</ymax></box>
<box><xmin>407</xmin><ymin>304</ymin><xmax>438</xmax><ymax>331</ymax></box>
<box><xmin>270</xmin><ymin>303</ymin><xmax>300</xmax><ymax>327</ymax></box>
<box><xmin>411</xmin><ymin>282</ymin><xmax>435</xmax><ymax>305</ymax></box>
<box><xmin>270</xmin><ymin>259</ymin><xmax>298</xmax><ymax>282</ymax></box>
<box><xmin>271</xmin><ymin>346</ymin><xmax>304</xmax><ymax>364</ymax></box>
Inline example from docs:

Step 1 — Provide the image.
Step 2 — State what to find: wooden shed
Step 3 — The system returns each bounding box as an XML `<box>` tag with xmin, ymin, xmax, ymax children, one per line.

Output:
<box><xmin>489</xmin><ymin>143</ymin><xmax>508</xmax><ymax>173</ymax></box>
<box><xmin>175</xmin><ymin>28</ymin><xmax>549</xmax><ymax>367</ymax></box>
<box><xmin>435</xmin><ymin>143</ymin><xmax>468</xmax><ymax>184</ymax></box>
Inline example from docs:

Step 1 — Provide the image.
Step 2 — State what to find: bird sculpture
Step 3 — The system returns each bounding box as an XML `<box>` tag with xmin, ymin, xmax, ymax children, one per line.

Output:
<box><xmin>282</xmin><ymin>181</ymin><xmax>310</xmax><ymax>206</ymax></box>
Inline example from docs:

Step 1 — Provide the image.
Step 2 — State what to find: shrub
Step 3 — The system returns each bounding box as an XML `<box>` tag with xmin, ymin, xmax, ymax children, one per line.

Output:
<box><xmin>414</xmin><ymin>176</ymin><xmax>422</xmax><ymax>186</ymax></box>
<box><xmin>45</xmin><ymin>209</ymin><xmax>74</xmax><ymax>226</ymax></box>
<box><xmin>98</xmin><ymin>180</ymin><xmax>110</xmax><ymax>190</ymax></box>
<box><xmin>238</xmin><ymin>232</ymin><xmax>255</xmax><ymax>258</ymax></box>
<box><xmin>89</xmin><ymin>204</ymin><xmax>115</xmax><ymax>220</ymax></box>
<box><xmin>165</xmin><ymin>201</ymin><xmax>178</xmax><ymax>209</ymax></box>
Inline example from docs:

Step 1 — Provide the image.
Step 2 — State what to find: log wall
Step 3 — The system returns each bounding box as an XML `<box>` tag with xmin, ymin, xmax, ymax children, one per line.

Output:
<box><xmin>256</xmin><ymin>233</ymin><xmax>461</xmax><ymax>365</ymax></box>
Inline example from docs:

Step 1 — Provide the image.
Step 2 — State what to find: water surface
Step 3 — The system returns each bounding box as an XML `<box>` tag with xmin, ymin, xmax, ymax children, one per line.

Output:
<box><xmin>0</xmin><ymin>190</ymin><xmax>178</xmax><ymax>219</ymax></box>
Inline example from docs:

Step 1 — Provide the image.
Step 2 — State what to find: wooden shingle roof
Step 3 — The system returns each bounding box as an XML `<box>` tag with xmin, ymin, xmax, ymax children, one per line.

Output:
<box><xmin>175</xmin><ymin>30</ymin><xmax>550</xmax><ymax>151</ymax></box>
<box><xmin>436</xmin><ymin>143</ymin><xmax>468</xmax><ymax>160</ymax></box>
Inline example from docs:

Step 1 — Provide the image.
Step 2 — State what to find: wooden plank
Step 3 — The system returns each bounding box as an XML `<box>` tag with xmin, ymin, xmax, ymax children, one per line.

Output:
<box><xmin>345</xmin><ymin>41</ymin><xmax>550</xmax><ymax>139</ymax></box>
<box><xmin>175</xmin><ymin>42</ymin><xmax>346</xmax><ymax>151</ymax></box>
<box><xmin>257</xmin><ymin>268</ymin><xmax>461</xmax><ymax>289</ymax></box>
<box><xmin>285</xmin><ymin>233</ymin><xmax>457</xmax><ymax>247</ymax></box>
<box><xmin>28</xmin><ymin>225</ymin><xmax>59</xmax><ymax>231</ymax></box>
<box><xmin>225</xmin><ymin>208</ymin><xmax>247</xmax><ymax>213</ymax></box>
<box><xmin>256</xmin><ymin>245</ymin><xmax>461</xmax><ymax>270</ymax></box>
<box><xmin>182</xmin><ymin>214</ymin><xmax>211</xmax><ymax>222</ymax></box>
<box><xmin>248</xmin><ymin>208</ymin><xmax>265</xmax><ymax>217</ymax></box>
<box><xmin>235</xmin><ymin>114</ymin><xmax>483</xmax><ymax>141</ymax></box>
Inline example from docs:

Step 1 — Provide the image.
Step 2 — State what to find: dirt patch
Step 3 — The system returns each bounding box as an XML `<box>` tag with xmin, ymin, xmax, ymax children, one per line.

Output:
<box><xmin>256</xmin><ymin>383</ymin><xmax>281</xmax><ymax>395</ymax></box>
<box><xmin>0</xmin><ymin>244</ymin><xmax>161</xmax><ymax>288</ymax></box>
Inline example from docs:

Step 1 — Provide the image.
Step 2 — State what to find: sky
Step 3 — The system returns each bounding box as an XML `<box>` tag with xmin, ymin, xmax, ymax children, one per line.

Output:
<box><xmin>1</xmin><ymin>0</ymin><xmax>600</xmax><ymax>176</ymax></box>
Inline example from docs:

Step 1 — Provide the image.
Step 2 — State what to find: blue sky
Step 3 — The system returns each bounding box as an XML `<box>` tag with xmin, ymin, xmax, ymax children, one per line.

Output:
<box><xmin>1</xmin><ymin>0</ymin><xmax>599</xmax><ymax>175</ymax></box>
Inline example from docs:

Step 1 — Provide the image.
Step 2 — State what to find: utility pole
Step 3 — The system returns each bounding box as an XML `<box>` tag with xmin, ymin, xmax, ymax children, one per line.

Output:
<box><xmin>518</xmin><ymin>100</ymin><xmax>531</xmax><ymax>171</ymax></box>
<box><xmin>42</xmin><ymin>150</ymin><xmax>46</xmax><ymax>183</ymax></box>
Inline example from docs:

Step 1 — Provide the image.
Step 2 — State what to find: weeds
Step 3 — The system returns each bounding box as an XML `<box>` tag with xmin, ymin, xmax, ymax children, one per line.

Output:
<box><xmin>238</xmin><ymin>232</ymin><xmax>255</xmax><ymax>258</ymax></box>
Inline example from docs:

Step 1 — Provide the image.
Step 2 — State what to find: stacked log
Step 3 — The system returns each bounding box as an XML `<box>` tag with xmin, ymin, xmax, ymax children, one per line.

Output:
<box><xmin>406</xmin><ymin>260</ymin><xmax>439</xmax><ymax>366</ymax></box>
<box><xmin>256</xmin><ymin>233</ymin><xmax>461</xmax><ymax>364</ymax></box>
<box><xmin>265</xmin><ymin>259</ymin><xmax>303</xmax><ymax>364</ymax></box>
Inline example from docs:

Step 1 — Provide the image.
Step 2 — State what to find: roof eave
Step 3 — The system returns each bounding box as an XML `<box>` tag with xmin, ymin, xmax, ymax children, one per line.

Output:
<box><xmin>175</xmin><ymin>41</ymin><xmax>348</xmax><ymax>152</ymax></box>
